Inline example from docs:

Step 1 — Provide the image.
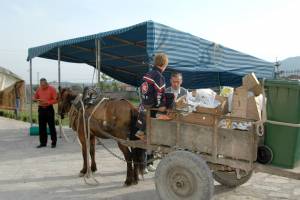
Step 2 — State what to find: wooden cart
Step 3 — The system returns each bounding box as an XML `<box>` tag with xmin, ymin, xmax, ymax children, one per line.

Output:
<box><xmin>103</xmin><ymin>107</ymin><xmax>300</xmax><ymax>200</ymax></box>
<box><xmin>129</xmin><ymin>109</ymin><xmax>300</xmax><ymax>200</ymax></box>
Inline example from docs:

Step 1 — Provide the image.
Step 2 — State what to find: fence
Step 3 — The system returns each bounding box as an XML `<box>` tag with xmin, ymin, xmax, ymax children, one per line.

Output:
<box><xmin>279</xmin><ymin>69</ymin><xmax>300</xmax><ymax>80</ymax></box>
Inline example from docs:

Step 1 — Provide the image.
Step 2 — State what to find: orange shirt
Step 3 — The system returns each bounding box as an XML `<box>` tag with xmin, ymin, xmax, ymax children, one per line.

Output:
<box><xmin>34</xmin><ymin>85</ymin><xmax>57</xmax><ymax>106</ymax></box>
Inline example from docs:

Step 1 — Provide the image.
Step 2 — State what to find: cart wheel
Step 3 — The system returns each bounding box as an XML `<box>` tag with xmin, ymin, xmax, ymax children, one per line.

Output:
<box><xmin>213</xmin><ymin>170</ymin><xmax>252</xmax><ymax>188</ymax></box>
<box><xmin>155</xmin><ymin>150</ymin><xmax>214</xmax><ymax>200</ymax></box>
<box><xmin>257</xmin><ymin>145</ymin><xmax>273</xmax><ymax>164</ymax></box>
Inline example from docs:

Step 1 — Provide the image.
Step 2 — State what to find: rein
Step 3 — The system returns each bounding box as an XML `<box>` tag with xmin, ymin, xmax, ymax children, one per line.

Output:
<box><xmin>68</xmin><ymin>94</ymin><xmax>108</xmax><ymax>186</ymax></box>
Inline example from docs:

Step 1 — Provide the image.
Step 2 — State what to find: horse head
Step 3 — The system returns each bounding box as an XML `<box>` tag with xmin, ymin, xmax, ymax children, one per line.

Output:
<box><xmin>57</xmin><ymin>88</ymin><xmax>77</xmax><ymax>119</ymax></box>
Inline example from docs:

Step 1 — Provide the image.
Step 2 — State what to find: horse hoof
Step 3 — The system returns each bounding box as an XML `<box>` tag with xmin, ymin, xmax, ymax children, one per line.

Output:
<box><xmin>132</xmin><ymin>180</ymin><xmax>138</xmax><ymax>185</ymax></box>
<box><xmin>91</xmin><ymin>167</ymin><xmax>97</xmax><ymax>173</ymax></box>
<box><xmin>78</xmin><ymin>172</ymin><xmax>85</xmax><ymax>177</ymax></box>
<box><xmin>124</xmin><ymin>180</ymin><xmax>132</xmax><ymax>187</ymax></box>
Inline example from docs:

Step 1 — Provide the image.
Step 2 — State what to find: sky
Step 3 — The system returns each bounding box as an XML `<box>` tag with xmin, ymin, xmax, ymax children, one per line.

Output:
<box><xmin>0</xmin><ymin>0</ymin><xmax>299</xmax><ymax>83</ymax></box>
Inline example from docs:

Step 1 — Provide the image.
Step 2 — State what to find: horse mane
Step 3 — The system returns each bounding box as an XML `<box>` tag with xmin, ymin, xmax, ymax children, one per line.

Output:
<box><xmin>60</xmin><ymin>87</ymin><xmax>79</xmax><ymax>101</ymax></box>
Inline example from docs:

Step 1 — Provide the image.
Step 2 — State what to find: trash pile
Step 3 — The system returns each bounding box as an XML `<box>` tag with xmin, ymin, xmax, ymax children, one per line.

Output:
<box><xmin>175</xmin><ymin>73</ymin><xmax>264</xmax><ymax>130</ymax></box>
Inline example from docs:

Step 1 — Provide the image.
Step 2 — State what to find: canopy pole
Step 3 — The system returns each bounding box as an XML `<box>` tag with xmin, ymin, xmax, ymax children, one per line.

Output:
<box><xmin>96</xmin><ymin>39</ymin><xmax>101</xmax><ymax>86</ymax></box>
<box><xmin>58</xmin><ymin>47</ymin><xmax>61</xmax><ymax>91</ymax></box>
<box><xmin>58</xmin><ymin>47</ymin><xmax>62</xmax><ymax>139</ymax></box>
<box><xmin>29</xmin><ymin>59</ymin><xmax>33</xmax><ymax>126</ymax></box>
<box><xmin>57</xmin><ymin>47</ymin><xmax>69</xmax><ymax>142</ymax></box>
<box><xmin>95</xmin><ymin>40</ymin><xmax>98</xmax><ymax>86</ymax></box>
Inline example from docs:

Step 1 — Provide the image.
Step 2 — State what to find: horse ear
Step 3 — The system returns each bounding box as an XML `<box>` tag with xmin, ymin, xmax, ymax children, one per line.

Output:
<box><xmin>60</xmin><ymin>88</ymin><xmax>67</xmax><ymax>96</ymax></box>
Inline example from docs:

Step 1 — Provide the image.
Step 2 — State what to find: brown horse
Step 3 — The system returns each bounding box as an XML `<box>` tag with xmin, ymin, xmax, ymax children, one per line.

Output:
<box><xmin>58</xmin><ymin>88</ymin><xmax>145</xmax><ymax>186</ymax></box>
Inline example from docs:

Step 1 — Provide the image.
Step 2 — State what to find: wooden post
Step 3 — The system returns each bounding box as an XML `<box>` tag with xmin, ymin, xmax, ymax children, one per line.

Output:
<box><xmin>29</xmin><ymin>59</ymin><xmax>33</xmax><ymax>126</ymax></box>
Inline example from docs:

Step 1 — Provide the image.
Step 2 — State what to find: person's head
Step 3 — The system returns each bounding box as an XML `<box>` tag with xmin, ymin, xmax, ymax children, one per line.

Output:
<box><xmin>170</xmin><ymin>72</ymin><xmax>183</xmax><ymax>90</ymax></box>
<box><xmin>39</xmin><ymin>78</ymin><xmax>48</xmax><ymax>89</ymax></box>
<box><xmin>154</xmin><ymin>53</ymin><xmax>168</xmax><ymax>72</ymax></box>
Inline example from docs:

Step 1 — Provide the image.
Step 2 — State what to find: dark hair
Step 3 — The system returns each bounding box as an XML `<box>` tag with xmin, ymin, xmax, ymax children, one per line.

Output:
<box><xmin>171</xmin><ymin>72</ymin><xmax>182</xmax><ymax>78</ymax></box>
<box><xmin>40</xmin><ymin>78</ymin><xmax>47</xmax><ymax>82</ymax></box>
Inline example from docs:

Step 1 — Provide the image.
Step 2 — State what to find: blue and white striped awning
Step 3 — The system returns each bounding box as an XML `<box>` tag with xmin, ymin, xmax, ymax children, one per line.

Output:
<box><xmin>27</xmin><ymin>21</ymin><xmax>274</xmax><ymax>89</ymax></box>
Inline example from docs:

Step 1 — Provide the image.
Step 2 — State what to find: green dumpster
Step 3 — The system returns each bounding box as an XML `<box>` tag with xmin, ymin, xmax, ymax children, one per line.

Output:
<box><xmin>264</xmin><ymin>79</ymin><xmax>300</xmax><ymax>168</ymax></box>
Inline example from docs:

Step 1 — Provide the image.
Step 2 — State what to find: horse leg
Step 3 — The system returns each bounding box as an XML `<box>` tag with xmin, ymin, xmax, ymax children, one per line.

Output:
<box><xmin>132</xmin><ymin>148</ymin><xmax>139</xmax><ymax>184</ymax></box>
<box><xmin>132</xmin><ymin>147</ymin><xmax>146</xmax><ymax>184</ymax></box>
<box><xmin>117</xmin><ymin>142</ymin><xmax>134</xmax><ymax>186</ymax></box>
<box><xmin>78</xmin><ymin>130</ymin><xmax>88</xmax><ymax>177</ymax></box>
<box><xmin>90</xmin><ymin>135</ymin><xmax>97</xmax><ymax>173</ymax></box>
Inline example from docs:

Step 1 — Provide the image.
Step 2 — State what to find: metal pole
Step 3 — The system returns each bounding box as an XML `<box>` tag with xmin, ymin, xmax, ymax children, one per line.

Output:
<box><xmin>58</xmin><ymin>47</ymin><xmax>63</xmax><ymax>139</ymax></box>
<box><xmin>58</xmin><ymin>47</ymin><xmax>61</xmax><ymax>91</ymax></box>
<box><xmin>97</xmin><ymin>39</ymin><xmax>101</xmax><ymax>85</ymax></box>
<box><xmin>95</xmin><ymin>40</ymin><xmax>98</xmax><ymax>87</ymax></box>
<box><xmin>29</xmin><ymin>59</ymin><xmax>33</xmax><ymax>126</ymax></box>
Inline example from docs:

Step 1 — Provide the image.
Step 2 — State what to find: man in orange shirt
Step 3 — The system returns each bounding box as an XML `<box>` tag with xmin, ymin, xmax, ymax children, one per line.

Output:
<box><xmin>33</xmin><ymin>78</ymin><xmax>58</xmax><ymax>148</ymax></box>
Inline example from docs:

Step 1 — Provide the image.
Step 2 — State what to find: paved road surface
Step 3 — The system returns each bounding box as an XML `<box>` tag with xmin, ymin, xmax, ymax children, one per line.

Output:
<box><xmin>0</xmin><ymin>117</ymin><xmax>300</xmax><ymax>200</ymax></box>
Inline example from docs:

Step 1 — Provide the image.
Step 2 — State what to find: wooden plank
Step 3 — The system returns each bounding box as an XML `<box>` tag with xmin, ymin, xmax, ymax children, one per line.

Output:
<box><xmin>178</xmin><ymin>123</ymin><xmax>213</xmax><ymax>153</ymax></box>
<box><xmin>180</xmin><ymin>112</ymin><xmax>214</xmax><ymax>126</ymax></box>
<box><xmin>217</xmin><ymin>128</ymin><xmax>255</xmax><ymax>161</ymax></box>
<box><xmin>149</xmin><ymin>118</ymin><xmax>177</xmax><ymax>146</ymax></box>
<box><xmin>212</xmin><ymin>117</ymin><xmax>218</xmax><ymax>162</ymax></box>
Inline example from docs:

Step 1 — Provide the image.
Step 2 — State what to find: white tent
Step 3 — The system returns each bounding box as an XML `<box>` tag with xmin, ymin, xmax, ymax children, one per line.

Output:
<box><xmin>0</xmin><ymin>66</ymin><xmax>25</xmax><ymax>111</ymax></box>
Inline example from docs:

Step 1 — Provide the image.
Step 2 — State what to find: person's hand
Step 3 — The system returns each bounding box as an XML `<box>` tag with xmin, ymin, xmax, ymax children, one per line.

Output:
<box><xmin>166</xmin><ymin>109</ymin><xmax>172</xmax><ymax>115</ymax></box>
<box><xmin>158</xmin><ymin>106</ymin><xmax>166</xmax><ymax>112</ymax></box>
<box><xmin>38</xmin><ymin>99</ymin><xmax>48</xmax><ymax>106</ymax></box>
<box><xmin>32</xmin><ymin>97</ymin><xmax>38</xmax><ymax>102</ymax></box>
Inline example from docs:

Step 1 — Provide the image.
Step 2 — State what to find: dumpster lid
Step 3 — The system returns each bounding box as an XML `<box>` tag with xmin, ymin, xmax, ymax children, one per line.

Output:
<box><xmin>265</xmin><ymin>79</ymin><xmax>300</xmax><ymax>89</ymax></box>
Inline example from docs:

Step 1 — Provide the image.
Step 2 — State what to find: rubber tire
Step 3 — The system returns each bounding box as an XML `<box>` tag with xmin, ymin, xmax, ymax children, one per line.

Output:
<box><xmin>213</xmin><ymin>170</ymin><xmax>252</xmax><ymax>188</ymax></box>
<box><xmin>257</xmin><ymin>145</ymin><xmax>273</xmax><ymax>164</ymax></box>
<box><xmin>155</xmin><ymin>151</ymin><xmax>214</xmax><ymax>200</ymax></box>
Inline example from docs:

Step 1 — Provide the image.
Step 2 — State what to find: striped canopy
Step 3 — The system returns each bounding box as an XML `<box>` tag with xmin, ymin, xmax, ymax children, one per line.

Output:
<box><xmin>27</xmin><ymin>21</ymin><xmax>274</xmax><ymax>89</ymax></box>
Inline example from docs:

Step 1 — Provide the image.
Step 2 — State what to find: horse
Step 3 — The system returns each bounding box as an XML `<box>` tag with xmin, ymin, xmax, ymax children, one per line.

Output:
<box><xmin>57</xmin><ymin>88</ymin><xmax>145</xmax><ymax>186</ymax></box>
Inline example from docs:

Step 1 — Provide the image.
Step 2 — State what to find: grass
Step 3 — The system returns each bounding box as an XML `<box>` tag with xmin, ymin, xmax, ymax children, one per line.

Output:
<box><xmin>128</xmin><ymin>98</ymin><xmax>140</xmax><ymax>107</ymax></box>
<box><xmin>0</xmin><ymin>104</ymin><xmax>69</xmax><ymax>126</ymax></box>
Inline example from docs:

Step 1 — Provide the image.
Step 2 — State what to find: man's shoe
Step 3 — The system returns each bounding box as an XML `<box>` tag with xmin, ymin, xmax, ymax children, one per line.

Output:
<box><xmin>36</xmin><ymin>144</ymin><xmax>46</xmax><ymax>148</ymax></box>
<box><xmin>147</xmin><ymin>164</ymin><xmax>156</xmax><ymax>172</ymax></box>
<box><xmin>51</xmin><ymin>144</ymin><xmax>56</xmax><ymax>148</ymax></box>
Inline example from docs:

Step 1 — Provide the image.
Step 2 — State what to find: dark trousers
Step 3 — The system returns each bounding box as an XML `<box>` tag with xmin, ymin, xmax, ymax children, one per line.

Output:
<box><xmin>147</xmin><ymin>153</ymin><xmax>154</xmax><ymax>166</ymax></box>
<box><xmin>38</xmin><ymin>106</ymin><xmax>57</xmax><ymax>145</ymax></box>
<box><xmin>136</xmin><ymin>105</ymin><xmax>157</xmax><ymax>166</ymax></box>
<box><xmin>136</xmin><ymin>105</ymin><xmax>157</xmax><ymax>132</ymax></box>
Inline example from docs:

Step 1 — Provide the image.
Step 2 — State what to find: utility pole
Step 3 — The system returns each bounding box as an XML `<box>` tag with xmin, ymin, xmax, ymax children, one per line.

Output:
<box><xmin>274</xmin><ymin>57</ymin><xmax>280</xmax><ymax>79</ymax></box>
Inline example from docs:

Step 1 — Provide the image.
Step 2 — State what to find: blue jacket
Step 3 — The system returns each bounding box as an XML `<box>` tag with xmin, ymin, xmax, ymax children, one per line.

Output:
<box><xmin>140</xmin><ymin>67</ymin><xmax>166</xmax><ymax>108</ymax></box>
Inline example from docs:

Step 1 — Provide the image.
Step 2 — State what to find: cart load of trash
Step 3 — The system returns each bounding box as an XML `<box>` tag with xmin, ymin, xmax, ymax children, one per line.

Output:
<box><xmin>174</xmin><ymin>73</ymin><xmax>264</xmax><ymax>131</ymax></box>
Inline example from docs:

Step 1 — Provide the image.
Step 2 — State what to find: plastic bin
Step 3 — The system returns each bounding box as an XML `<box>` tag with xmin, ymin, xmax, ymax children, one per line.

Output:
<box><xmin>29</xmin><ymin>126</ymin><xmax>51</xmax><ymax>136</ymax></box>
<box><xmin>264</xmin><ymin>79</ymin><xmax>300</xmax><ymax>168</ymax></box>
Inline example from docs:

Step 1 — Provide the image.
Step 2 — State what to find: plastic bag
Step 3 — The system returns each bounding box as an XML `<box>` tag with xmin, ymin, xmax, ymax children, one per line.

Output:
<box><xmin>187</xmin><ymin>89</ymin><xmax>217</xmax><ymax>108</ymax></box>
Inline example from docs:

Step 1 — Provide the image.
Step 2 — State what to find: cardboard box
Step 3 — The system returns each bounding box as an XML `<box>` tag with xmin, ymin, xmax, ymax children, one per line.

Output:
<box><xmin>195</xmin><ymin>95</ymin><xmax>228</xmax><ymax>115</ymax></box>
<box><xmin>231</xmin><ymin>87</ymin><xmax>248</xmax><ymax>118</ymax></box>
<box><xmin>251</xmin><ymin>84</ymin><xmax>262</xmax><ymax>96</ymax></box>
<box><xmin>235</xmin><ymin>86</ymin><xmax>248</xmax><ymax>96</ymax></box>
<box><xmin>231</xmin><ymin>87</ymin><xmax>261</xmax><ymax>120</ymax></box>
<box><xmin>247</xmin><ymin>96</ymin><xmax>261</xmax><ymax>121</ymax></box>
<box><xmin>242</xmin><ymin>73</ymin><xmax>262</xmax><ymax>96</ymax></box>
